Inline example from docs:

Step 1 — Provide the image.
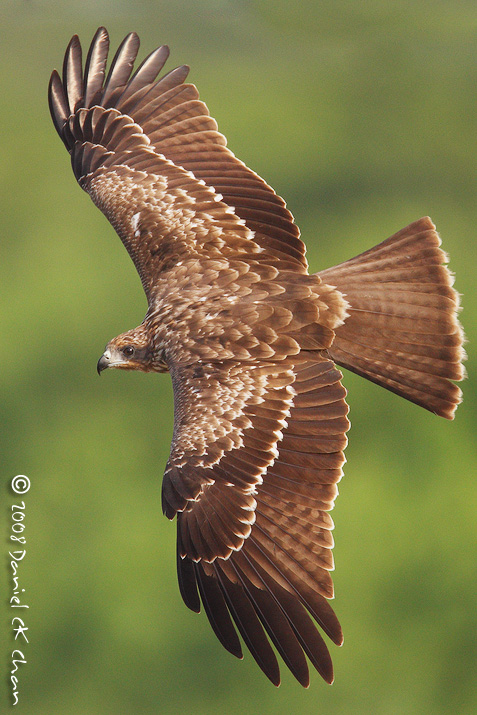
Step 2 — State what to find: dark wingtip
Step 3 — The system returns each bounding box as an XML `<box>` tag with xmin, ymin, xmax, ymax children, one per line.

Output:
<box><xmin>48</xmin><ymin>69</ymin><xmax>70</xmax><ymax>141</ymax></box>
<box><xmin>95</xmin><ymin>26</ymin><xmax>109</xmax><ymax>39</ymax></box>
<box><xmin>63</xmin><ymin>34</ymin><xmax>84</xmax><ymax>113</ymax></box>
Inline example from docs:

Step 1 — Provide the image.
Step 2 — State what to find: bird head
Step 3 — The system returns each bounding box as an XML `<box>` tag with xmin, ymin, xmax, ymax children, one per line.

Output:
<box><xmin>97</xmin><ymin>325</ymin><xmax>155</xmax><ymax>374</ymax></box>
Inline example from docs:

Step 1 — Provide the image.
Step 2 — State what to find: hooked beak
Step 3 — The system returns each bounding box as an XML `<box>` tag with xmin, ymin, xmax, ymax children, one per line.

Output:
<box><xmin>97</xmin><ymin>352</ymin><xmax>110</xmax><ymax>375</ymax></box>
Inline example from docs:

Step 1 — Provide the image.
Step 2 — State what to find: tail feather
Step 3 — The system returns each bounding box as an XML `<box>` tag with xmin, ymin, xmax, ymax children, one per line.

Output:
<box><xmin>318</xmin><ymin>217</ymin><xmax>465</xmax><ymax>419</ymax></box>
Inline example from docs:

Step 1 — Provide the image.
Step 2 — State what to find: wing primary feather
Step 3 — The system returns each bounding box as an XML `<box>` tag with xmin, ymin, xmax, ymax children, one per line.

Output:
<box><xmin>152</xmin><ymin>65</ymin><xmax>190</xmax><ymax>95</ymax></box>
<box><xmin>101</xmin><ymin>32</ymin><xmax>141</xmax><ymax>106</ymax></box>
<box><xmin>214</xmin><ymin>563</ymin><xmax>281</xmax><ymax>686</ymax></box>
<box><xmin>242</xmin><ymin>552</ymin><xmax>335</xmax><ymax>684</ymax></box>
<box><xmin>194</xmin><ymin>563</ymin><xmax>243</xmax><ymax>658</ymax></box>
<box><xmin>229</xmin><ymin>559</ymin><xmax>311</xmax><ymax>687</ymax></box>
<box><xmin>162</xmin><ymin>471</ymin><xmax>187</xmax><ymax>518</ymax></box>
<box><xmin>83</xmin><ymin>27</ymin><xmax>110</xmax><ymax>107</ymax></box>
<box><xmin>246</xmin><ymin>536</ymin><xmax>343</xmax><ymax>645</ymax></box>
<box><xmin>118</xmin><ymin>45</ymin><xmax>171</xmax><ymax>105</ymax></box>
<box><xmin>176</xmin><ymin>540</ymin><xmax>200</xmax><ymax>613</ymax></box>
<box><xmin>62</xmin><ymin>34</ymin><xmax>83</xmax><ymax>114</ymax></box>
<box><xmin>120</xmin><ymin>78</ymin><xmax>193</xmax><ymax>123</ymax></box>
<box><xmin>48</xmin><ymin>70</ymin><xmax>69</xmax><ymax>140</ymax></box>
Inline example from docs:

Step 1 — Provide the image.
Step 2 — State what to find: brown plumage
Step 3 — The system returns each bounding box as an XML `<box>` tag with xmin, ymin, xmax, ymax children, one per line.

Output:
<box><xmin>48</xmin><ymin>28</ymin><xmax>465</xmax><ymax>687</ymax></box>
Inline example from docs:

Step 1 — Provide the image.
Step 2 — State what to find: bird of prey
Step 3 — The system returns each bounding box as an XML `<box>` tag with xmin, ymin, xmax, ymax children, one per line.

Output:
<box><xmin>48</xmin><ymin>28</ymin><xmax>465</xmax><ymax>687</ymax></box>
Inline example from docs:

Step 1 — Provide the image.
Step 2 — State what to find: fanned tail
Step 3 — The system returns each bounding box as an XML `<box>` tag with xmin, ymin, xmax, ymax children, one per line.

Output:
<box><xmin>318</xmin><ymin>217</ymin><xmax>465</xmax><ymax>419</ymax></box>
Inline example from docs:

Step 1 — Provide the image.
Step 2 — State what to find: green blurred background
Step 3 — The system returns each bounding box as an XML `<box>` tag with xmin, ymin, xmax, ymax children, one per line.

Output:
<box><xmin>2</xmin><ymin>1</ymin><xmax>476</xmax><ymax>713</ymax></box>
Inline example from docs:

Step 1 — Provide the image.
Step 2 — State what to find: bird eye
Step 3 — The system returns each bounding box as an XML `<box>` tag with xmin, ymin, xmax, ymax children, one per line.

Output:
<box><xmin>123</xmin><ymin>346</ymin><xmax>135</xmax><ymax>357</ymax></box>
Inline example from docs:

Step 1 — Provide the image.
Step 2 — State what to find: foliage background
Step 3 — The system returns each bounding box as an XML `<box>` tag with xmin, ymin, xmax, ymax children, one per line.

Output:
<box><xmin>2</xmin><ymin>1</ymin><xmax>476</xmax><ymax>713</ymax></box>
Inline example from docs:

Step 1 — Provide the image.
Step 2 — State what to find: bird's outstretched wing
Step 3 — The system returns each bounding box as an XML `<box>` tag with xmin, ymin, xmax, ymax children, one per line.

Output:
<box><xmin>48</xmin><ymin>27</ymin><xmax>308</xmax><ymax>300</ymax></box>
<box><xmin>165</xmin><ymin>356</ymin><xmax>349</xmax><ymax>686</ymax></box>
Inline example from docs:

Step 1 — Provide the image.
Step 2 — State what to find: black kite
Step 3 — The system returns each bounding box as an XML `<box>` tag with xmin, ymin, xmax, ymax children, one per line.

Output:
<box><xmin>48</xmin><ymin>28</ymin><xmax>465</xmax><ymax>687</ymax></box>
